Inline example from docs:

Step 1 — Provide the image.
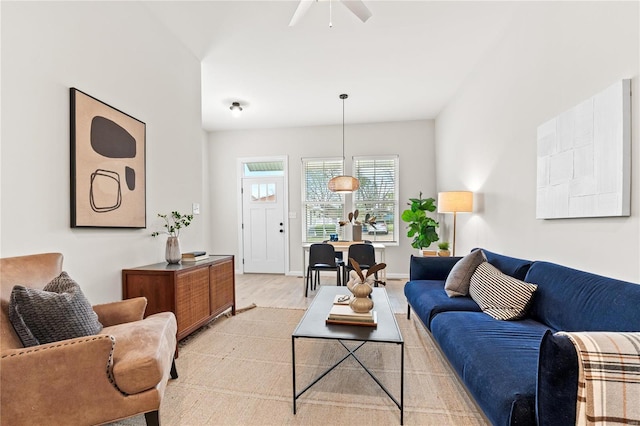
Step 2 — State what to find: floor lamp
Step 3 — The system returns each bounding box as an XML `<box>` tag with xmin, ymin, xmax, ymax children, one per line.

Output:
<box><xmin>438</xmin><ymin>191</ymin><xmax>473</xmax><ymax>257</ymax></box>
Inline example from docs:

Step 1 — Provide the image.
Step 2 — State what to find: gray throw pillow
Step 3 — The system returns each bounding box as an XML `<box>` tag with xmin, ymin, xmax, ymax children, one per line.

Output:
<box><xmin>444</xmin><ymin>249</ymin><xmax>486</xmax><ymax>297</ymax></box>
<box><xmin>8</xmin><ymin>272</ymin><xmax>103</xmax><ymax>347</ymax></box>
<box><xmin>469</xmin><ymin>262</ymin><xmax>538</xmax><ymax>321</ymax></box>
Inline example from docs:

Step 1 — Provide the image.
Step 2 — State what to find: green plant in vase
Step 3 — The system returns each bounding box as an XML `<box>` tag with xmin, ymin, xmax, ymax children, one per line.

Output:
<box><xmin>151</xmin><ymin>211</ymin><xmax>194</xmax><ymax>237</ymax></box>
<box><xmin>339</xmin><ymin>209</ymin><xmax>376</xmax><ymax>241</ymax></box>
<box><xmin>151</xmin><ymin>211</ymin><xmax>194</xmax><ymax>264</ymax></box>
<box><xmin>401</xmin><ymin>192</ymin><xmax>439</xmax><ymax>250</ymax></box>
<box><xmin>437</xmin><ymin>241</ymin><xmax>451</xmax><ymax>257</ymax></box>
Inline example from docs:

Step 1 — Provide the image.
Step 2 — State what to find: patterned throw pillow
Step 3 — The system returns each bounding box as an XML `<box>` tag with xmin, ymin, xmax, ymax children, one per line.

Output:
<box><xmin>8</xmin><ymin>272</ymin><xmax>103</xmax><ymax>347</ymax></box>
<box><xmin>444</xmin><ymin>249</ymin><xmax>486</xmax><ymax>297</ymax></box>
<box><xmin>469</xmin><ymin>262</ymin><xmax>538</xmax><ymax>320</ymax></box>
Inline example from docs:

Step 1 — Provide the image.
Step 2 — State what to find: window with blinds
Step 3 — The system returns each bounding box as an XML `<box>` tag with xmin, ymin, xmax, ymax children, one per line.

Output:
<box><xmin>302</xmin><ymin>158</ymin><xmax>345</xmax><ymax>242</ymax></box>
<box><xmin>354</xmin><ymin>156</ymin><xmax>399</xmax><ymax>243</ymax></box>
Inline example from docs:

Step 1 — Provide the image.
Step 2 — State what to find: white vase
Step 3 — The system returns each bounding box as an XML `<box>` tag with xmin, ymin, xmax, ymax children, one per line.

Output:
<box><xmin>165</xmin><ymin>236</ymin><xmax>181</xmax><ymax>264</ymax></box>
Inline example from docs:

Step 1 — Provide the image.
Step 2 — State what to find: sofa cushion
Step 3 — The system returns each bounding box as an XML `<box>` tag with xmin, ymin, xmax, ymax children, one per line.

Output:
<box><xmin>526</xmin><ymin>261</ymin><xmax>640</xmax><ymax>332</ymax></box>
<box><xmin>404</xmin><ymin>280</ymin><xmax>481</xmax><ymax>329</ymax></box>
<box><xmin>104</xmin><ymin>312</ymin><xmax>177</xmax><ymax>395</ymax></box>
<box><xmin>430</xmin><ymin>311</ymin><xmax>551</xmax><ymax>426</ymax></box>
<box><xmin>444</xmin><ymin>249</ymin><xmax>485</xmax><ymax>297</ymax></box>
<box><xmin>470</xmin><ymin>262</ymin><xmax>538</xmax><ymax>320</ymax></box>
<box><xmin>8</xmin><ymin>272</ymin><xmax>102</xmax><ymax>347</ymax></box>
<box><xmin>476</xmin><ymin>248</ymin><xmax>533</xmax><ymax>280</ymax></box>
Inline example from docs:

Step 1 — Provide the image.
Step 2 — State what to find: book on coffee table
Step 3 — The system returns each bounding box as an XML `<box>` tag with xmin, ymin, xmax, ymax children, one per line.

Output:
<box><xmin>326</xmin><ymin>304</ymin><xmax>377</xmax><ymax>327</ymax></box>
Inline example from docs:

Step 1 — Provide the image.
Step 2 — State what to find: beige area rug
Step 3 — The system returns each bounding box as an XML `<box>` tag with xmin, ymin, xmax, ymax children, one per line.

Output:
<box><xmin>113</xmin><ymin>307</ymin><xmax>488</xmax><ymax>425</ymax></box>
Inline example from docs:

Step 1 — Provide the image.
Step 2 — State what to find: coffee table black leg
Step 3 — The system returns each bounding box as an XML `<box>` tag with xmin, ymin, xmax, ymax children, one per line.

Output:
<box><xmin>292</xmin><ymin>336</ymin><xmax>297</xmax><ymax>414</ymax></box>
<box><xmin>295</xmin><ymin>341</ymin><xmax>366</xmax><ymax>402</ymax></box>
<box><xmin>293</xmin><ymin>338</ymin><xmax>404</xmax><ymax>424</ymax></box>
<box><xmin>337</xmin><ymin>340</ymin><xmax>404</xmax><ymax>424</ymax></box>
<box><xmin>400</xmin><ymin>342</ymin><xmax>404</xmax><ymax>425</ymax></box>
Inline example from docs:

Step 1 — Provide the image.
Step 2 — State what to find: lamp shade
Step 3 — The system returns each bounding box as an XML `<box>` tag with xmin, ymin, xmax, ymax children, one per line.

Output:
<box><xmin>438</xmin><ymin>191</ymin><xmax>473</xmax><ymax>213</ymax></box>
<box><xmin>328</xmin><ymin>176</ymin><xmax>360</xmax><ymax>193</ymax></box>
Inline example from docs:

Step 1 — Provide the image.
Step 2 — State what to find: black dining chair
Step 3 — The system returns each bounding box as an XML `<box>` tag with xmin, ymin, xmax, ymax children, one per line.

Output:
<box><xmin>343</xmin><ymin>243</ymin><xmax>379</xmax><ymax>286</ymax></box>
<box><xmin>306</xmin><ymin>243</ymin><xmax>342</xmax><ymax>297</ymax></box>
<box><xmin>323</xmin><ymin>240</ymin><xmax>345</xmax><ymax>272</ymax></box>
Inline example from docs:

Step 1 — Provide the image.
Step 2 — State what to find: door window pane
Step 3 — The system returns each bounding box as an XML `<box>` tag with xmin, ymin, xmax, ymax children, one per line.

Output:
<box><xmin>243</xmin><ymin>161</ymin><xmax>284</xmax><ymax>177</ymax></box>
<box><xmin>251</xmin><ymin>182</ymin><xmax>277</xmax><ymax>202</ymax></box>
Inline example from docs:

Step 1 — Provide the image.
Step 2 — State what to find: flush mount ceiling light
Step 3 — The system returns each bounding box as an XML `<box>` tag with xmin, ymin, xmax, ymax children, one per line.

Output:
<box><xmin>230</xmin><ymin>102</ymin><xmax>243</xmax><ymax>117</ymax></box>
<box><xmin>328</xmin><ymin>94</ymin><xmax>360</xmax><ymax>193</ymax></box>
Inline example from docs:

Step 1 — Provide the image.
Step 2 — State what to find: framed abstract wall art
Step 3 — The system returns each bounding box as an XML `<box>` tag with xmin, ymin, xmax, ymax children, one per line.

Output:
<box><xmin>536</xmin><ymin>79</ymin><xmax>631</xmax><ymax>219</ymax></box>
<box><xmin>70</xmin><ymin>88</ymin><xmax>146</xmax><ymax>228</ymax></box>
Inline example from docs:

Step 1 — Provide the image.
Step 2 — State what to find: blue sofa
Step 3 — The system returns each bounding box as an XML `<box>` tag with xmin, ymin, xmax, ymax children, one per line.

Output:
<box><xmin>404</xmin><ymin>249</ymin><xmax>640</xmax><ymax>426</ymax></box>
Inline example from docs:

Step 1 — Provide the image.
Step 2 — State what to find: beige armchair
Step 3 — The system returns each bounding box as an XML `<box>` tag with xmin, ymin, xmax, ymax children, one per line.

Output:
<box><xmin>0</xmin><ymin>253</ymin><xmax>178</xmax><ymax>426</ymax></box>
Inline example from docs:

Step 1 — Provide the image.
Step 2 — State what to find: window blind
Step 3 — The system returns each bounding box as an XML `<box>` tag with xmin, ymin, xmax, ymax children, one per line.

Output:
<box><xmin>354</xmin><ymin>156</ymin><xmax>399</xmax><ymax>243</ymax></box>
<box><xmin>302</xmin><ymin>158</ymin><xmax>345</xmax><ymax>242</ymax></box>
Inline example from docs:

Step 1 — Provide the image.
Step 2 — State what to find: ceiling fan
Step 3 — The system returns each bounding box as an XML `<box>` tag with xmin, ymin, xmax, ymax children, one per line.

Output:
<box><xmin>289</xmin><ymin>0</ymin><xmax>372</xmax><ymax>27</ymax></box>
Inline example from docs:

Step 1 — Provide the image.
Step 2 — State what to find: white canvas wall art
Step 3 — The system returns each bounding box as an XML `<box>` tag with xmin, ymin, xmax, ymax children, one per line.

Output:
<box><xmin>536</xmin><ymin>79</ymin><xmax>631</xmax><ymax>219</ymax></box>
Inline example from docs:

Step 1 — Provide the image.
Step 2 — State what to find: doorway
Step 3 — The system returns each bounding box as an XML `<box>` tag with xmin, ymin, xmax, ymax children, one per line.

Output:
<box><xmin>238</xmin><ymin>157</ymin><xmax>288</xmax><ymax>274</ymax></box>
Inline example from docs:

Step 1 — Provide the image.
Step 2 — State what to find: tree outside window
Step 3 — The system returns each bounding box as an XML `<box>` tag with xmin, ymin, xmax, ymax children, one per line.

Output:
<box><xmin>302</xmin><ymin>156</ymin><xmax>398</xmax><ymax>243</ymax></box>
<box><xmin>302</xmin><ymin>158</ymin><xmax>344</xmax><ymax>242</ymax></box>
<box><xmin>354</xmin><ymin>156</ymin><xmax>399</xmax><ymax>243</ymax></box>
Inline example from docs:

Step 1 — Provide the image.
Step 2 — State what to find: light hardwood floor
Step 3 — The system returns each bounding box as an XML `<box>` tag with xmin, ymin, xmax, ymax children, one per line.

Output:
<box><xmin>235</xmin><ymin>272</ymin><xmax>409</xmax><ymax>315</ymax></box>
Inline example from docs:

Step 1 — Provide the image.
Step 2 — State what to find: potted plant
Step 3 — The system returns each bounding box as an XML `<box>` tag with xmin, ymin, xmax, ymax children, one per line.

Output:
<box><xmin>339</xmin><ymin>209</ymin><xmax>376</xmax><ymax>241</ymax></box>
<box><xmin>151</xmin><ymin>211</ymin><xmax>194</xmax><ymax>264</ymax></box>
<box><xmin>437</xmin><ymin>241</ymin><xmax>451</xmax><ymax>257</ymax></box>
<box><xmin>401</xmin><ymin>192</ymin><xmax>439</xmax><ymax>254</ymax></box>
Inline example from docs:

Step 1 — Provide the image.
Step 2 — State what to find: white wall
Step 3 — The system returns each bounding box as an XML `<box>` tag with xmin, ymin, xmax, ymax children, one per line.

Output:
<box><xmin>436</xmin><ymin>1</ymin><xmax>640</xmax><ymax>282</ymax></box>
<box><xmin>208</xmin><ymin>120</ymin><xmax>436</xmax><ymax>278</ymax></box>
<box><xmin>1</xmin><ymin>2</ymin><xmax>206</xmax><ymax>303</ymax></box>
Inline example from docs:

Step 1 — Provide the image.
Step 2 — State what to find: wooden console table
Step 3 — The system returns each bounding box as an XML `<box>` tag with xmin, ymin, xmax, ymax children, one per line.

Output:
<box><xmin>122</xmin><ymin>255</ymin><xmax>235</xmax><ymax>341</ymax></box>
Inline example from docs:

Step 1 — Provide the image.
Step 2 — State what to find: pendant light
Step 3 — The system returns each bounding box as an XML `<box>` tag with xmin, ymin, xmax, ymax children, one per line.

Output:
<box><xmin>328</xmin><ymin>94</ymin><xmax>360</xmax><ymax>193</ymax></box>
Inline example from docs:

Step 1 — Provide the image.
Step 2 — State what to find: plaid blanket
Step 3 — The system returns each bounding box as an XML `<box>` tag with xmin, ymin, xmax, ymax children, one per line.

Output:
<box><xmin>558</xmin><ymin>332</ymin><xmax>640</xmax><ymax>425</ymax></box>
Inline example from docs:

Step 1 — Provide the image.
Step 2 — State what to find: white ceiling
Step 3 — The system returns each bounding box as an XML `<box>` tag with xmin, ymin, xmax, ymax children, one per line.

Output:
<box><xmin>144</xmin><ymin>1</ymin><xmax>517</xmax><ymax>131</ymax></box>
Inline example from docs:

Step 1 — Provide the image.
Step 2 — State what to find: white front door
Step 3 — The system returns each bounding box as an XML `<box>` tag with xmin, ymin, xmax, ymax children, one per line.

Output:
<box><xmin>241</xmin><ymin>177</ymin><xmax>285</xmax><ymax>273</ymax></box>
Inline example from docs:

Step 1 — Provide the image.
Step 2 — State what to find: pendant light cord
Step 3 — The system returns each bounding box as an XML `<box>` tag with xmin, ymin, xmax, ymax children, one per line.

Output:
<box><xmin>329</xmin><ymin>0</ymin><xmax>333</xmax><ymax>28</ymax></box>
<box><xmin>340</xmin><ymin>93</ymin><xmax>348</xmax><ymax>161</ymax></box>
<box><xmin>342</xmin><ymin>96</ymin><xmax>345</xmax><ymax>160</ymax></box>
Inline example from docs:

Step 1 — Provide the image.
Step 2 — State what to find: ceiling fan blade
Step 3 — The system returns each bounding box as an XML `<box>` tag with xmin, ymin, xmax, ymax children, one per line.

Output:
<box><xmin>289</xmin><ymin>0</ymin><xmax>314</xmax><ymax>26</ymax></box>
<box><xmin>340</xmin><ymin>0</ymin><xmax>372</xmax><ymax>23</ymax></box>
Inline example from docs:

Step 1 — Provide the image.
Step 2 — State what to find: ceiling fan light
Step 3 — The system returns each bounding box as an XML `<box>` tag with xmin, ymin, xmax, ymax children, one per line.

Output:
<box><xmin>328</xmin><ymin>176</ymin><xmax>360</xmax><ymax>193</ymax></box>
